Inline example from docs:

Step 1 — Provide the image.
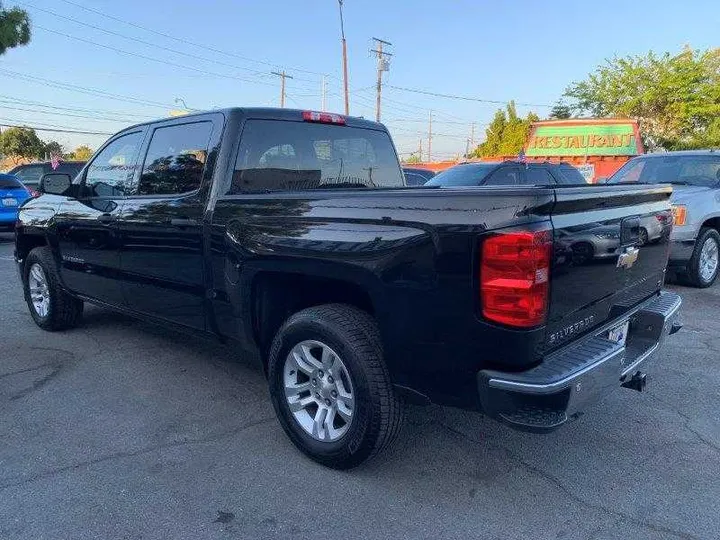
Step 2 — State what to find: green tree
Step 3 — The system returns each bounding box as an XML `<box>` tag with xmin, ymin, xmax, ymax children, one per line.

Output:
<box><xmin>550</xmin><ymin>101</ymin><xmax>572</xmax><ymax>119</ymax></box>
<box><xmin>0</xmin><ymin>3</ymin><xmax>31</xmax><ymax>55</ymax></box>
<box><xmin>564</xmin><ymin>47</ymin><xmax>720</xmax><ymax>150</ymax></box>
<box><xmin>43</xmin><ymin>140</ymin><xmax>64</xmax><ymax>158</ymax></box>
<box><xmin>470</xmin><ymin>101</ymin><xmax>538</xmax><ymax>158</ymax></box>
<box><xmin>403</xmin><ymin>153</ymin><xmax>422</xmax><ymax>164</ymax></box>
<box><xmin>0</xmin><ymin>126</ymin><xmax>44</xmax><ymax>164</ymax></box>
<box><xmin>70</xmin><ymin>145</ymin><xmax>94</xmax><ymax>161</ymax></box>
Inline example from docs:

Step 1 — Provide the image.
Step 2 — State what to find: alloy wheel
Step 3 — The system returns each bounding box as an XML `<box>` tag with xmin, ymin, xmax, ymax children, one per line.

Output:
<box><xmin>283</xmin><ymin>340</ymin><xmax>355</xmax><ymax>442</ymax></box>
<box><xmin>28</xmin><ymin>263</ymin><xmax>51</xmax><ymax>318</ymax></box>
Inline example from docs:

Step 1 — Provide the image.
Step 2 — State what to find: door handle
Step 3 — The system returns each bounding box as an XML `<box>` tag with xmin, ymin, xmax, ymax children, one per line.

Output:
<box><xmin>169</xmin><ymin>218</ymin><xmax>198</xmax><ymax>227</ymax></box>
<box><xmin>97</xmin><ymin>213</ymin><xmax>114</xmax><ymax>224</ymax></box>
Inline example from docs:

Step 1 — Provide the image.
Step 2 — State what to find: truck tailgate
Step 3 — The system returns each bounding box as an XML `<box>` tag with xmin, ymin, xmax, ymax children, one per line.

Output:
<box><xmin>546</xmin><ymin>184</ymin><xmax>673</xmax><ymax>350</ymax></box>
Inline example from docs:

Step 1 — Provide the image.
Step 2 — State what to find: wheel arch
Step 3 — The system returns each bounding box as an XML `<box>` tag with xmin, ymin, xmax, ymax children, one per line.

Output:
<box><xmin>701</xmin><ymin>216</ymin><xmax>720</xmax><ymax>233</ymax></box>
<box><xmin>250</xmin><ymin>269</ymin><xmax>379</xmax><ymax>367</ymax></box>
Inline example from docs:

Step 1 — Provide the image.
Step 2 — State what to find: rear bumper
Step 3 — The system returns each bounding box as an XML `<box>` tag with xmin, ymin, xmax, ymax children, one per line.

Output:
<box><xmin>477</xmin><ymin>291</ymin><xmax>682</xmax><ymax>432</ymax></box>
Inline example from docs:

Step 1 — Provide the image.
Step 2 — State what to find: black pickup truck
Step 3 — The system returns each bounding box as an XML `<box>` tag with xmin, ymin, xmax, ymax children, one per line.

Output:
<box><xmin>15</xmin><ymin>108</ymin><xmax>681</xmax><ymax>469</ymax></box>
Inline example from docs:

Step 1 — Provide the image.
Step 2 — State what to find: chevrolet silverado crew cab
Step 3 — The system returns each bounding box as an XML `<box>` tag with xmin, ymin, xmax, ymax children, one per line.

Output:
<box><xmin>15</xmin><ymin>108</ymin><xmax>682</xmax><ymax>469</ymax></box>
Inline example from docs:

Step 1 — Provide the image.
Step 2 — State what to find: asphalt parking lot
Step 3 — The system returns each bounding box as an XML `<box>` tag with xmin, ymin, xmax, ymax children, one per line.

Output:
<box><xmin>1</xmin><ymin>233</ymin><xmax>719</xmax><ymax>540</ymax></box>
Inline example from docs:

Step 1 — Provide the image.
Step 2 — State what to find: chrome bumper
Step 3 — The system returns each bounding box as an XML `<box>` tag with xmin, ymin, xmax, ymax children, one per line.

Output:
<box><xmin>477</xmin><ymin>291</ymin><xmax>682</xmax><ymax>432</ymax></box>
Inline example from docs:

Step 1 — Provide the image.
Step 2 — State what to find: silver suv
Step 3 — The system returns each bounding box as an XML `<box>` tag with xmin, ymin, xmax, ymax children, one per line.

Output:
<box><xmin>609</xmin><ymin>151</ymin><xmax>720</xmax><ymax>287</ymax></box>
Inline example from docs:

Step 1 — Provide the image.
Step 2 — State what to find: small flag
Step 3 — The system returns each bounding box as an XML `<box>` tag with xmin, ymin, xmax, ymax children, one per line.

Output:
<box><xmin>50</xmin><ymin>154</ymin><xmax>61</xmax><ymax>170</ymax></box>
<box><xmin>517</xmin><ymin>149</ymin><xmax>526</xmax><ymax>162</ymax></box>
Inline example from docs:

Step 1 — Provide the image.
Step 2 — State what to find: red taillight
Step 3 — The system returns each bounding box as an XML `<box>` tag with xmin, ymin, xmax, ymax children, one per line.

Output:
<box><xmin>480</xmin><ymin>230</ymin><xmax>552</xmax><ymax>328</ymax></box>
<box><xmin>302</xmin><ymin>110</ymin><xmax>346</xmax><ymax>125</ymax></box>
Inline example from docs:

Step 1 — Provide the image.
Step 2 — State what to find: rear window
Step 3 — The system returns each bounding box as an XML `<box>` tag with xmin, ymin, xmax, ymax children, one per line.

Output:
<box><xmin>426</xmin><ymin>164</ymin><xmax>498</xmax><ymax>187</ymax></box>
<box><xmin>230</xmin><ymin>120</ymin><xmax>403</xmax><ymax>193</ymax></box>
<box><xmin>0</xmin><ymin>175</ymin><xmax>23</xmax><ymax>189</ymax></box>
<box><xmin>554</xmin><ymin>165</ymin><xmax>587</xmax><ymax>184</ymax></box>
<box><xmin>610</xmin><ymin>155</ymin><xmax>720</xmax><ymax>187</ymax></box>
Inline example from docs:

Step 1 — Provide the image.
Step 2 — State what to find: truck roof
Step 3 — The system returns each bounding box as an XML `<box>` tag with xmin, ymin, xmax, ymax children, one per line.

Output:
<box><xmin>122</xmin><ymin>107</ymin><xmax>385</xmax><ymax>132</ymax></box>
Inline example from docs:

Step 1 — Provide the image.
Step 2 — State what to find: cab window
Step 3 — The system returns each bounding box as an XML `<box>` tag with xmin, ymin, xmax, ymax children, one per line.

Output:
<box><xmin>83</xmin><ymin>131</ymin><xmax>144</xmax><ymax>197</ymax></box>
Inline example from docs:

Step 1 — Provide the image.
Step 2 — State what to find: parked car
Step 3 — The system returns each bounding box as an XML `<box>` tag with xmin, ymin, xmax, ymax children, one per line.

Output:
<box><xmin>15</xmin><ymin>108</ymin><xmax>681</xmax><ymax>469</ymax></box>
<box><xmin>426</xmin><ymin>160</ymin><xmax>588</xmax><ymax>187</ymax></box>
<box><xmin>402</xmin><ymin>167</ymin><xmax>436</xmax><ymax>186</ymax></box>
<box><xmin>7</xmin><ymin>160</ymin><xmax>86</xmax><ymax>195</ymax></box>
<box><xmin>0</xmin><ymin>174</ymin><xmax>31</xmax><ymax>231</ymax></box>
<box><xmin>608</xmin><ymin>150</ymin><xmax>720</xmax><ymax>287</ymax></box>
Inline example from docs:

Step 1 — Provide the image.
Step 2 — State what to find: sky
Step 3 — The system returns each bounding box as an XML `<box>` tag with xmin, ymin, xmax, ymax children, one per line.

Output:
<box><xmin>1</xmin><ymin>0</ymin><xmax>718</xmax><ymax>159</ymax></box>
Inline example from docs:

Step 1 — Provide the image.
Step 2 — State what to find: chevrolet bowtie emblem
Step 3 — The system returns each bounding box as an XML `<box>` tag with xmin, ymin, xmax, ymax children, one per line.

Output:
<box><xmin>617</xmin><ymin>246</ymin><xmax>639</xmax><ymax>269</ymax></box>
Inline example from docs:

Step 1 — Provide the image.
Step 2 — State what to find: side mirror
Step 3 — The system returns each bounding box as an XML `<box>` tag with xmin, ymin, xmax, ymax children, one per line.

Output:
<box><xmin>39</xmin><ymin>173</ymin><xmax>72</xmax><ymax>195</ymax></box>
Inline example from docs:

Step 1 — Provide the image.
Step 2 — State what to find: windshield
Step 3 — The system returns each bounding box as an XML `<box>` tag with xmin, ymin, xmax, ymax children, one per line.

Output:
<box><xmin>426</xmin><ymin>164</ymin><xmax>499</xmax><ymax>186</ymax></box>
<box><xmin>609</xmin><ymin>155</ymin><xmax>720</xmax><ymax>187</ymax></box>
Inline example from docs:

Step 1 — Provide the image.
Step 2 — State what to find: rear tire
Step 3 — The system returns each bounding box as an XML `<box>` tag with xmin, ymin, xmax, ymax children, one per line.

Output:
<box><xmin>23</xmin><ymin>247</ymin><xmax>83</xmax><ymax>331</ymax></box>
<box><xmin>267</xmin><ymin>303</ymin><xmax>403</xmax><ymax>469</ymax></box>
<box><xmin>686</xmin><ymin>228</ymin><xmax>720</xmax><ymax>288</ymax></box>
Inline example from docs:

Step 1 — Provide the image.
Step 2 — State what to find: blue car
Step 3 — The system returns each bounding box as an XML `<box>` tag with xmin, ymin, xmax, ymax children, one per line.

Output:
<box><xmin>0</xmin><ymin>173</ymin><xmax>32</xmax><ymax>232</ymax></box>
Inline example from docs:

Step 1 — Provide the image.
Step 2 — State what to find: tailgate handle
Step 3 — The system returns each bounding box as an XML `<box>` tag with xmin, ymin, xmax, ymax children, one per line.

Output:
<box><xmin>621</xmin><ymin>217</ymin><xmax>640</xmax><ymax>245</ymax></box>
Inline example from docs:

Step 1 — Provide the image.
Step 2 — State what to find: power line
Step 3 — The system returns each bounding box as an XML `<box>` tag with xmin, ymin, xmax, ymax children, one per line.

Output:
<box><xmin>0</xmin><ymin>68</ymin><xmax>185</xmax><ymax>110</ymax></box>
<box><xmin>34</xmin><ymin>25</ymin><xmax>287</xmax><ymax>89</ymax></box>
<box><xmin>21</xmin><ymin>2</ymin><xmax>272</xmax><ymax>78</ymax></box>
<box><xmin>385</xmin><ymin>85</ymin><xmax>552</xmax><ymax>108</ymax></box>
<box><xmin>0</xmin><ymin>95</ymin><xmax>153</xmax><ymax>119</ymax></box>
<box><xmin>56</xmin><ymin>0</ymin><xmax>334</xmax><ymax>80</ymax></box>
<box><xmin>0</xmin><ymin>119</ymin><xmax>112</xmax><ymax>135</ymax></box>
<box><xmin>0</xmin><ymin>103</ymin><xmax>134</xmax><ymax>123</ymax></box>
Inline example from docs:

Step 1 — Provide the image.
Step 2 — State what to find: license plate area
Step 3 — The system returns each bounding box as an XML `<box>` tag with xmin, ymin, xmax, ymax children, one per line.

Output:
<box><xmin>607</xmin><ymin>320</ymin><xmax>629</xmax><ymax>347</ymax></box>
<box><xmin>2</xmin><ymin>198</ymin><xmax>18</xmax><ymax>207</ymax></box>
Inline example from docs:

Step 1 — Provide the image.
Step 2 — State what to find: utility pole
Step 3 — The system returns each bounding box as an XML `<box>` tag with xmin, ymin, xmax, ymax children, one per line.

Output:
<box><xmin>271</xmin><ymin>70</ymin><xmax>293</xmax><ymax>108</ymax></box>
<box><xmin>370</xmin><ymin>37</ymin><xmax>392</xmax><ymax>122</ymax></box>
<box><xmin>428</xmin><ymin>111</ymin><xmax>433</xmax><ymax>162</ymax></box>
<box><xmin>470</xmin><ymin>122</ymin><xmax>475</xmax><ymax>148</ymax></box>
<box><xmin>338</xmin><ymin>1</ymin><xmax>350</xmax><ymax>115</ymax></box>
<box><xmin>418</xmin><ymin>139</ymin><xmax>423</xmax><ymax>162</ymax></box>
<box><xmin>321</xmin><ymin>75</ymin><xmax>328</xmax><ymax>111</ymax></box>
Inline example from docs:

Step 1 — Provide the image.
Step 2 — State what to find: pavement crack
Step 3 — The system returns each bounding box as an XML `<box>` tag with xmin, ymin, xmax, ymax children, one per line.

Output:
<box><xmin>645</xmin><ymin>394</ymin><xmax>720</xmax><ymax>455</ymax></box>
<box><xmin>437</xmin><ymin>421</ymin><xmax>698</xmax><ymax>540</ymax></box>
<box><xmin>0</xmin><ymin>416</ymin><xmax>276</xmax><ymax>492</ymax></box>
<box><xmin>0</xmin><ymin>363</ymin><xmax>59</xmax><ymax>379</ymax></box>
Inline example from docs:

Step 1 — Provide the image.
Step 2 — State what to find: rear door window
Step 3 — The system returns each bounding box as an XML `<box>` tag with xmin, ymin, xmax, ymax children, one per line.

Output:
<box><xmin>404</xmin><ymin>172</ymin><xmax>427</xmax><ymax>186</ymax></box>
<box><xmin>554</xmin><ymin>165</ymin><xmax>587</xmax><ymax>184</ymax></box>
<box><xmin>136</xmin><ymin>122</ymin><xmax>213</xmax><ymax>195</ymax></box>
<box><xmin>483</xmin><ymin>166</ymin><xmax>522</xmax><ymax>186</ymax></box>
<box><xmin>524</xmin><ymin>166</ymin><xmax>556</xmax><ymax>185</ymax></box>
<box><xmin>231</xmin><ymin>120</ymin><xmax>403</xmax><ymax>193</ymax></box>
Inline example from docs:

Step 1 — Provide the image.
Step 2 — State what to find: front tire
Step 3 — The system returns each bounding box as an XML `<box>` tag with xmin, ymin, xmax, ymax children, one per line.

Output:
<box><xmin>267</xmin><ymin>304</ymin><xmax>403</xmax><ymax>469</ymax></box>
<box><xmin>23</xmin><ymin>247</ymin><xmax>83</xmax><ymax>331</ymax></box>
<box><xmin>686</xmin><ymin>228</ymin><xmax>720</xmax><ymax>288</ymax></box>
